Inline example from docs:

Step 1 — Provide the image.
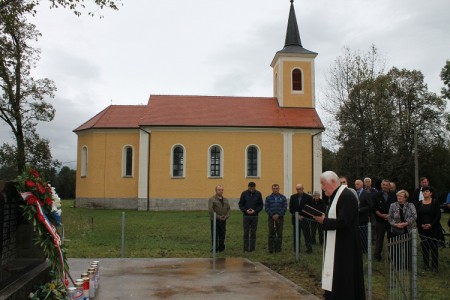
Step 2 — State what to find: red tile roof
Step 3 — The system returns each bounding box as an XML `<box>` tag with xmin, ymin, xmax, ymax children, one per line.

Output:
<box><xmin>74</xmin><ymin>95</ymin><xmax>324</xmax><ymax>132</ymax></box>
<box><xmin>74</xmin><ymin>105</ymin><xmax>146</xmax><ymax>132</ymax></box>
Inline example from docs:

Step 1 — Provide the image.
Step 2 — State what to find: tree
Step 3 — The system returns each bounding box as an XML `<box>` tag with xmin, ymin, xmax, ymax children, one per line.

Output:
<box><xmin>441</xmin><ymin>59</ymin><xmax>450</xmax><ymax>100</ymax></box>
<box><xmin>0</xmin><ymin>128</ymin><xmax>60</xmax><ymax>180</ymax></box>
<box><xmin>387</xmin><ymin>67</ymin><xmax>447</xmax><ymax>190</ymax></box>
<box><xmin>0</xmin><ymin>0</ymin><xmax>121</xmax><ymax>17</ymax></box>
<box><xmin>0</xmin><ymin>3</ymin><xmax>57</xmax><ymax>174</ymax></box>
<box><xmin>321</xmin><ymin>45</ymin><xmax>388</xmax><ymax>179</ymax></box>
<box><xmin>323</xmin><ymin>46</ymin><xmax>449</xmax><ymax>192</ymax></box>
<box><xmin>54</xmin><ymin>166</ymin><xmax>76</xmax><ymax>199</ymax></box>
<box><xmin>322</xmin><ymin>146</ymin><xmax>338</xmax><ymax>172</ymax></box>
<box><xmin>0</xmin><ymin>1</ymin><xmax>120</xmax><ymax>176</ymax></box>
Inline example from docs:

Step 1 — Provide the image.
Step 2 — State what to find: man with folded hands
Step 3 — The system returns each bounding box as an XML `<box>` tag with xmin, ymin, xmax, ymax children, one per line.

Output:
<box><xmin>289</xmin><ymin>183</ymin><xmax>313</xmax><ymax>253</ymax></box>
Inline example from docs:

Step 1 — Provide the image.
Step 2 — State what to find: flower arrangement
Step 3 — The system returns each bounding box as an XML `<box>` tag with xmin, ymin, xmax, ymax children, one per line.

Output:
<box><xmin>15</xmin><ymin>165</ymin><xmax>69</xmax><ymax>299</ymax></box>
<box><xmin>28</xmin><ymin>271</ymin><xmax>66</xmax><ymax>300</ymax></box>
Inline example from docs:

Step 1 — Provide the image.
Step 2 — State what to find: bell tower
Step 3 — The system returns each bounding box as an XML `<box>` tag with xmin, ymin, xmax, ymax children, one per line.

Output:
<box><xmin>271</xmin><ymin>0</ymin><xmax>318</xmax><ymax>108</ymax></box>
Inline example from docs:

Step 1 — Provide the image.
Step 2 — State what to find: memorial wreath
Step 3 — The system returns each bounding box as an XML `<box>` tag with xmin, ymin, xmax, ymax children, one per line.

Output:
<box><xmin>15</xmin><ymin>165</ymin><xmax>69</xmax><ymax>299</ymax></box>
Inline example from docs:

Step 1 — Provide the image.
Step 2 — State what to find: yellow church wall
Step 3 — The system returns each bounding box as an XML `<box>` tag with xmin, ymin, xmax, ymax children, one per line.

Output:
<box><xmin>282</xmin><ymin>60</ymin><xmax>313</xmax><ymax>108</ymax></box>
<box><xmin>291</xmin><ymin>133</ymin><xmax>313</xmax><ymax>195</ymax></box>
<box><xmin>76</xmin><ymin>130</ymin><xmax>140</xmax><ymax>199</ymax></box>
<box><xmin>148</xmin><ymin>129</ymin><xmax>290</xmax><ymax>199</ymax></box>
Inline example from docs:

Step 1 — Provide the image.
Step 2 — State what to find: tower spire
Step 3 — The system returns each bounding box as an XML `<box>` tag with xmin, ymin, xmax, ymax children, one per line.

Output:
<box><xmin>276</xmin><ymin>0</ymin><xmax>316</xmax><ymax>55</ymax></box>
<box><xmin>284</xmin><ymin>0</ymin><xmax>302</xmax><ymax>47</ymax></box>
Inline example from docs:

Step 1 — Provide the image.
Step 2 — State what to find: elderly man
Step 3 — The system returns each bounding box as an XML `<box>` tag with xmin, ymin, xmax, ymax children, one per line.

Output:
<box><xmin>372</xmin><ymin>179</ymin><xmax>396</xmax><ymax>261</ymax></box>
<box><xmin>314</xmin><ymin>171</ymin><xmax>365</xmax><ymax>300</ymax></box>
<box><xmin>355</xmin><ymin>179</ymin><xmax>371</xmax><ymax>253</ymax></box>
<box><xmin>208</xmin><ymin>185</ymin><xmax>230</xmax><ymax>252</ymax></box>
<box><xmin>289</xmin><ymin>183</ymin><xmax>313</xmax><ymax>253</ymax></box>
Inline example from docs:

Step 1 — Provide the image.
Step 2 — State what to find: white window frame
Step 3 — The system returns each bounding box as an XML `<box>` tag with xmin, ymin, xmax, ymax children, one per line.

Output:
<box><xmin>81</xmin><ymin>146</ymin><xmax>88</xmax><ymax>177</ymax></box>
<box><xmin>122</xmin><ymin>145</ymin><xmax>134</xmax><ymax>177</ymax></box>
<box><xmin>171</xmin><ymin>144</ymin><xmax>186</xmax><ymax>178</ymax></box>
<box><xmin>291</xmin><ymin>67</ymin><xmax>304</xmax><ymax>94</ymax></box>
<box><xmin>245</xmin><ymin>144</ymin><xmax>261</xmax><ymax>178</ymax></box>
<box><xmin>208</xmin><ymin>144</ymin><xmax>224</xmax><ymax>178</ymax></box>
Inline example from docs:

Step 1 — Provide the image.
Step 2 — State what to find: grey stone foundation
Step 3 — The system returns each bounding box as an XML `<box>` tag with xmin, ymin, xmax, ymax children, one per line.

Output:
<box><xmin>75</xmin><ymin>197</ymin><xmax>240</xmax><ymax>211</ymax></box>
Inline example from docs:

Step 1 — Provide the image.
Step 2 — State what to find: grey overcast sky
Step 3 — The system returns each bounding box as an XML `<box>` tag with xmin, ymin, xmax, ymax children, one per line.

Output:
<box><xmin>1</xmin><ymin>0</ymin><xmax>449</xmax><ymax>169</ymax></box>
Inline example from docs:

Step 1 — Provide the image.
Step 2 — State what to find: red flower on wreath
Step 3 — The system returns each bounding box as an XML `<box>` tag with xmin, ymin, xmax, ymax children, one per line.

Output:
<box><xmin>25</xmin><ymin>179</ymin><xmax>36</xmax><ymax>188</ymax></box>
<box><xmin>29</xmin><ymin>167</ymin><xmax>40</xmax><ymax>178</ymax></box>
<box><xmin>45</xmin><ymin>197</ymin><xmax>53</xmax><ymax>205</ymax></box>
<box><xmin>37</xmin><ymin>183</ymin><xmax>46</xmax><ymax>195</ymax></box>
<box><xmin>26</xmin><ymin>194</ymin><xmax>38</xmax><ymax>205</ymax></box>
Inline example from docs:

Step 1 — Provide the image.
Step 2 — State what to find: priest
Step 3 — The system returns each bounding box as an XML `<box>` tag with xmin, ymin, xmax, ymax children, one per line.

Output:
<box><xmin>313</xmin><ymin>171</ymin><xmax>365</xmax><ymax>300</ymax></box>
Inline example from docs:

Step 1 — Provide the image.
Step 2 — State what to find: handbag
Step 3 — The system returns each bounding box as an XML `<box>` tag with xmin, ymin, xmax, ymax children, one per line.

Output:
<box><xmin>391</xmin><ymin>225</ymin><xmax>405</xmax><ymax>236</ymax></box>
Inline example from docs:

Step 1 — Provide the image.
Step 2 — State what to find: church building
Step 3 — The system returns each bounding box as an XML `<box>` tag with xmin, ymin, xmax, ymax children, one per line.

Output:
<box><xmin>73</xmin><ymin>1</ymin><xmax>324</xmax><ymax>210</ymax></box>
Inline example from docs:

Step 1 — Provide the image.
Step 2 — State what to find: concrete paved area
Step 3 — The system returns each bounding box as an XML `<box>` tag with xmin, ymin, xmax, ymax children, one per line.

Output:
<box><xmin>68</xmin><ymin>258</ymin><xmax>319</xmax><ymax>299</ymax></box>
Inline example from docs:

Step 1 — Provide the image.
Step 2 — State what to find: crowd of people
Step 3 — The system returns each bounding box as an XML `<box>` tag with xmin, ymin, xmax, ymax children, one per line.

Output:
<box><xmin>207</xmin><ymin>173</ymin><xmax>447</xmax><ymax>299</ymax></box>
<box><xmin>208</xmin><ymin>182</ymin><xmax>328</xmax><ymax>255</ymax></box>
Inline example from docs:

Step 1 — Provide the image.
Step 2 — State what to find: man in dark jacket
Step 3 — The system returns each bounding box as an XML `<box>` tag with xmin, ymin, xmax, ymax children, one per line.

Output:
<box><xmin>289</xmin><ymin>184</ymin><xmax>313</xmax><ymax>253</ymax></box>
<box><xmin>372</xmin><ymin>179</ymin><xmax>396</xmax><ymax>261</ymax></box>
<box><xmin>355</xmin><ymin>179</ymin><xmax>371</xmax><ymax>253</ymax></box>
<box><xmin>411</xmin><ymin>176</ymin><xmax>438</xmax><ymax>206</ymax></box>
<box><xmin>239</xmin><ymin>182</ymin><xmax>263</xmax><ymax>252</ymax></box>
<box><xmin>310</xmin><ymin>191</ymin><xmax>326</xmax><ymax>245</ymax></box>
<box><xmin>265</xmin><ymin>184</ymin><xmax>287</xmax><ymax>253</ymax></box>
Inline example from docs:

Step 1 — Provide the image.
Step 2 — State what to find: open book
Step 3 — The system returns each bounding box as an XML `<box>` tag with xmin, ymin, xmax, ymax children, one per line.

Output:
<box><xmin>302</xmin><ymin>205</ymin><xmax>324</xmax><ymax>217</ymax></box>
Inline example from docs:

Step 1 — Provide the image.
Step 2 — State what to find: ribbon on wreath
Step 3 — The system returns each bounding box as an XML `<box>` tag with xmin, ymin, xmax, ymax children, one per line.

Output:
<box><xmin>21</xmin><ymin>192</ymin><xmax>69</xmax><ymax>286</ymax></box>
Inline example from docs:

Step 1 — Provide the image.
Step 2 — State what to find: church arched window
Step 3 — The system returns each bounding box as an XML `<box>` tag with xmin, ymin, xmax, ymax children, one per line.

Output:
<box><xmin>172</xmin><ymin>145</ymin><xmax>185</xmax><ymax>177</ymax></box>
<box><xmin>292</xmin><ymin>68</ymin><xmax>303</xmax><ymax>91</ymax></box>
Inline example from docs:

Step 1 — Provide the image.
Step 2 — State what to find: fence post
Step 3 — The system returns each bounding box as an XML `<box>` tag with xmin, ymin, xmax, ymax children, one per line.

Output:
<box><xmin>212</xmin><ymin>212</ymin><xmax>217</xmax><ymax>258</ymax></box>
<box><xmin>121</xmin><ymin>211</ymin><xmax>125</xmax><ymax>258</ymax></box>
<box><xmin>367</xmin><ymin>222</ymin><xmax>372</xmax><ymax>300</ymax></box>
<box><xmin>411</xmin><ymin>228</ymin><xmax>417</xmax><ymax>300</ymax></box>
<box><xmin>295</xmin><ymin>212</ymin><xmax>299</xmax><ymax>261</ymax></box>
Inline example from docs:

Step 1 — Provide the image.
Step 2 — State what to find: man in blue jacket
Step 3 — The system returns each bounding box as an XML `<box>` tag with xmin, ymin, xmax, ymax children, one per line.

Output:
<box><xmin>265</xmin><ymin>183</ymin><xmax>287</xmax><ymax>253</ymax></box>
<box><xmin>239</xmin><ymin>182</ymin><xmax>264</xmax><ymax>252</ymax></box>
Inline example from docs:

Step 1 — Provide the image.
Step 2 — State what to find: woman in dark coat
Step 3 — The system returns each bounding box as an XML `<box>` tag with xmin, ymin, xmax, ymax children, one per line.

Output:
<box><xmin>416</xmin><ymin>186</ymin><xmax>441</xmax><ymax>272</ymax></box>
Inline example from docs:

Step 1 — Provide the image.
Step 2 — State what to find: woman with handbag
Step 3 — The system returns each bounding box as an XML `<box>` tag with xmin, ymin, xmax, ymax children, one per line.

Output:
<box><xmin>387</xmin><ymin>189</ymin><xmax>417</xmax><ymax>270</ymax></box>
<box><xmin>416</xmin><ymin>186</ymin><xmax>441</xmax><ymax>272</ymax></box>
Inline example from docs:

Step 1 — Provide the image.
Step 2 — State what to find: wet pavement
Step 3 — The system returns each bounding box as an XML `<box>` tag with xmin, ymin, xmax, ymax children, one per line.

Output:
<box><xmin>68</xmin><ymin>258</ymin><xmax>319</xmax><ymax>299</ymax></box>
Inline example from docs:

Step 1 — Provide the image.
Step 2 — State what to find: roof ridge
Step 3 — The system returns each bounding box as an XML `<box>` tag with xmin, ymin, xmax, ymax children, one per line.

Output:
<box><xmin>150</xmin><ymin>94</ymin><xmax>276</xmax><ymax>99</ymax></box>
<box><xmin>73</xmin><ymin>105</ymin><xmax>112</xmax><ymax>132</ymax></box>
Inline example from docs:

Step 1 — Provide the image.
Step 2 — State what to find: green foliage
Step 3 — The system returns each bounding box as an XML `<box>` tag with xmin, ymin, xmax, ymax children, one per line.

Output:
<box><xmin>323</xmin><ymin>45</ymin><xmax>449</xmax><ymax>193</ymax></box>
<box><xmin>0</xmin><ymin>3</ymin><xmax>56</xmax><ymax>173</ymax></box>
<box><xmin>54</xmin><ymin>166</ymin><xmax>76</xmax><ymax>199</ymax></box>
<box><xmin>0</xmin><ymin>128</ymin><xmax>61</xmax><ymax>181</ymax></box>
<box><xmin>322</xmin><ymin>146</ymin><xmax>338</xmax><ymax>172</ymax></box>
<box><xmin>28</xmin><ymin>271</ymin><xmax>67</xmax><ymax>300</ymax></box>
<box><xmin>16</xmin><ymin>165</ymin><xmax>67</xmax><ymax>294</ymax></box>
<box><xmin>441</xmin><ymin>59</ymin><xmax>450</xmax><ymax>100</ymax></box>
<box><xmin>0</xmin><ymin>0</ymin><xmax>120</xmax><ymax>174</ymax></box>
<box><xmin>0</xmin><ymin>0</ymin><xmax>121</xmax><ymax>17</ymax></box>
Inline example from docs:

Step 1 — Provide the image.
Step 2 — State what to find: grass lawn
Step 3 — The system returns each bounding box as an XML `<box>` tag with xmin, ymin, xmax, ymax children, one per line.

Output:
<box><xmin>60</xmin><ymin>200</ymin><xmax>450</xmax><ymax>299</ymax></box>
